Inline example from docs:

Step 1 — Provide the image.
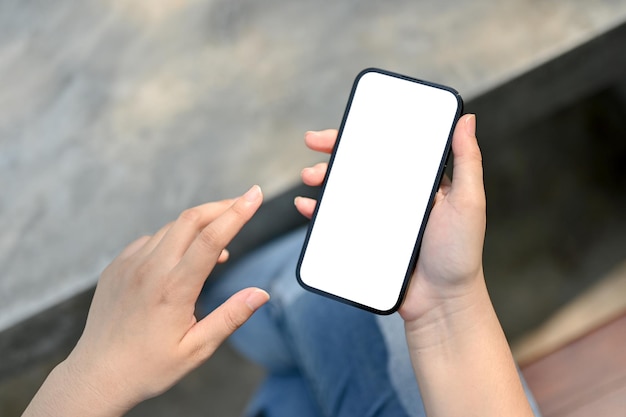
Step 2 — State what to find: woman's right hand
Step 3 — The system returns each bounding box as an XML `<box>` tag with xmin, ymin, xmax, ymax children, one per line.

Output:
<box><xmin>23</xmin><ymin>186</ymin><xmax>269</xmax><ymax>417</ymax></box>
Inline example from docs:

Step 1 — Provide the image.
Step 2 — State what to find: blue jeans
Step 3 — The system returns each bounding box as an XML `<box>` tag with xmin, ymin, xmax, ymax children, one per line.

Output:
<box><xmin>201</xmin><ymin>227</ymin><xmax>541</xmax><ymax>417</ymax></box>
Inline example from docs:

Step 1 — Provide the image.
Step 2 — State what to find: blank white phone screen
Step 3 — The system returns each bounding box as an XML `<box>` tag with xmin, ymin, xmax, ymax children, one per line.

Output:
<box><xmin>297</xmin><ymin>69</ymin><xmax>461</xmax><ymax>314</ymax></box>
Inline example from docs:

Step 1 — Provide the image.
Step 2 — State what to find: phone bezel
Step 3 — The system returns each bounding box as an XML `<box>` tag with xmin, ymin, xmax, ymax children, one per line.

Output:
<box><xmin>296</xmin><ymin>67</ymin><xmax>464</xmax><ymax>315</ymax></box>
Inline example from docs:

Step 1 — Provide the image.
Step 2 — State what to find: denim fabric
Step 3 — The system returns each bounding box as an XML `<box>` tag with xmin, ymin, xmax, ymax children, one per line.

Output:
<box><xmin>200</xmin><ymin>227</ymin><xmax>541</xmax><ymax>417</ymax></box>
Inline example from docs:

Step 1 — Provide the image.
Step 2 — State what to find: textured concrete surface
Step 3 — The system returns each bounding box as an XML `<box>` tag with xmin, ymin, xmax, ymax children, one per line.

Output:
<box><xmin>3</xmin><ymin>0</ymin><xmax>626</xmax><ymax>332</ymax></box>
<box><xmin>3</xmin><ymin>0</ymin><xmax>626</xmax><ymax>416</ymax></box>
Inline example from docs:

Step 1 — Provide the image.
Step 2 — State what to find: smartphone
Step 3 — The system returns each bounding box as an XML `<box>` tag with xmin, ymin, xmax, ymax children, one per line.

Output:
<box><xmin>296</xmin><ymin>68</ymin><xmax>463</xmax><ymax>314</ymax></box>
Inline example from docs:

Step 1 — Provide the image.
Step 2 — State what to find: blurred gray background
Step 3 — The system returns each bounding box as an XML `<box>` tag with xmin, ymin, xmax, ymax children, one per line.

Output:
<box><xmin>2</xmin><ymin>0</ymin><xmax>626</xmax><ymax>415</ymax></box>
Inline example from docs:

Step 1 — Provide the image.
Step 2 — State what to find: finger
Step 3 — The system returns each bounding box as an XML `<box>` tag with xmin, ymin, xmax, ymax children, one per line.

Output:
<box><xmin>305</xmin><ymin>130</ymin><xmax>337</xmax><ymax>154</ymax></box>
<box><xmin>450</xmin><ymin>114</ymin><xmax>485</xmax><ymax>204</ymax></box>
<box><xmin>182</xmin><ymin>287</ymin><xmax>269</xmax><ymax>362</ymax></box>
<box><xmin>117</xmin><ymin>235</ymin><xmax>151</xmax><ymax>261</ymax></box>
<box><xmin>173</xmin><ymin>185</ymin><xmax>263</xmax><ymax>292</ymax></box>
<box><xmin>152</xmin><ymin>199</ymin><xmax>236</xmax><ymax>263</ymax></box>
<box><xmin>294</xmin><ymin>196</ymin><xmax>317</xmax><ymax>219</ymax></box>
<box><xmin>217</xmin><ymin>249</ymin><xmax>229</xmax><ymax>263</ymax></box>
<box><xmin>136</xmin><ymin>221</ymin><xmax>174</xmax><ymax>257</ymax></box>
<box><xmin>301</xmin><ymin>162</ymin><xmax>328</xmax><ymax>186</ymax></box>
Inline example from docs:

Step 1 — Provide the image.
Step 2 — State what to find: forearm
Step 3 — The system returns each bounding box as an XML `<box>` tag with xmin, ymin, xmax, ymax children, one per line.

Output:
<box><xmin>22</xmin><ymin>359</ymin><xmax>130</xmax><ymax>417</ymax></box>
<box><xmin>405</xmin><ymin>273</ymin><xmax>534</xmax><ymax>417</ymax></box>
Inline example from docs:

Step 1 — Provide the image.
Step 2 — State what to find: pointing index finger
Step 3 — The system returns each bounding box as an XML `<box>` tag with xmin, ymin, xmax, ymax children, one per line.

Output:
<box><xmin>172</xmin><ymin>185</ymin><xmax>263</xmax><ymax>295</ymax></box>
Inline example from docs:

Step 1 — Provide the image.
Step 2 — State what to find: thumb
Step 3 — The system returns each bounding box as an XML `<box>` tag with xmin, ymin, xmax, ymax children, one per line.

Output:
<box><xmin>450</xmin><ymin>114</ymin><xmax>485</xmax><ymax>201</ymax></box>
<box><xmin>184</xmin><ymin>288</ymin><xmax>270</xmax><ymax>360</ymax></box>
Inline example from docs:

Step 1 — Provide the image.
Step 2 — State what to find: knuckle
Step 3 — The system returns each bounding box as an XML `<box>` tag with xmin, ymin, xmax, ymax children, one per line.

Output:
<box><xmin>133</xmin><ymin>256</ymin><xmax>159</xmax><ymax>282</ymax></box>
<box><xmin>229</xmin><ymin>199</ymin><xmax>248</xmax><ymax>219</ymax></box>
<box><xmin>198</xmin><ymin>225</ymin><xmax>224</xmax><ymax>252</ymax></box>
<box><xmin>186</xmin><ymin>341</ymin><xmax>210</xmax><ymax>365</ymax></box>
<box><xmin>178</xmin><ymin>207</ymin><xmax>203</xmax><ymax>225</ymax></box>
<box><xmin>157</xmin><ymin>280</ymin><xmax>181</xmax><ymax>307</ymax></box>
<box><xmin>222</xmin><ymin>307</ymin><xmax>246</xmax><ymax>333</ymax></box>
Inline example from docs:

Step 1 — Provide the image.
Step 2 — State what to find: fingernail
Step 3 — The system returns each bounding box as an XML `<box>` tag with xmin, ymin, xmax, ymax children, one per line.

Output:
<box><xmin>305</xmin><ymin>131</ymin><xmax>319</xmax><ymax>140</ymax></box>
<box><xmin>243</xmin><ymin>185</ymin><xmax>262</xmax><ymax>202</ymax></box>
<box><xmin>294</xmin><ymin>196</ymin><xmax>301</xmax><ymax>206</ymax></box>
<box><xmin>465</xmin><ymin>114</ymin><xmax>476</xmax><ymax>137</ymax></box>
<box><xmin>246</xmin><ymin>288</ymin><xmax>270</xmax><ymax>311</ymax></box>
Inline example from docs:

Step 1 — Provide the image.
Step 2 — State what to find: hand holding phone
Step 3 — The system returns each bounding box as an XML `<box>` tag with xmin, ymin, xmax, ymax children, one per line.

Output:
<box><xmin>297</xmin><ymin>68</ymin><xmax>463</xmax><ymax>314</ymax></box>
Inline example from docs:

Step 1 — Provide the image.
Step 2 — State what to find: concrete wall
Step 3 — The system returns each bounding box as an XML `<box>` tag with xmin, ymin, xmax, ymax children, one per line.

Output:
<box><xmin>2</xmin><ymin>1</ymin><xmax>626</xmax><ymax>416</ymax></box>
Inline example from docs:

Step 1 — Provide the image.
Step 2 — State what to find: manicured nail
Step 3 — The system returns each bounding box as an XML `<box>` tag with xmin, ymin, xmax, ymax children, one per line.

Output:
<box><xmin>246</xmin><ymin>288</ymin><xmax>270</xmax><ymax>311</ymax></box>
<box><xmin>465</xmin><ymin>114</ymin><xmax>476</xmax><ymax>137</ymax></box>
<box><xmin>243</xmin><ymin>185</ymin><xmax>262</xmax><ymax>202</ymax></box>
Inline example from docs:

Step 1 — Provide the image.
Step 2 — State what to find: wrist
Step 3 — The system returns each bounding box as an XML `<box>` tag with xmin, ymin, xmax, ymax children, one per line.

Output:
<box><xmin>403</xmin><ymin>272</ymin><xmax>494</xmax><ymax>351</ymax></box>
<box><xmin>55</xmin><ymin>354</ymin><xmax>135</xmax><ymax>417</ymax></box>
<box><xmin>22</xmin><ymin>358</ymin><xmax>131</xmax><ymax>417</ymax></box>
<box><xmin>402</xmin><ymin>275</ymin><xmax>534</xmax><ymax>417</ymax></box>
